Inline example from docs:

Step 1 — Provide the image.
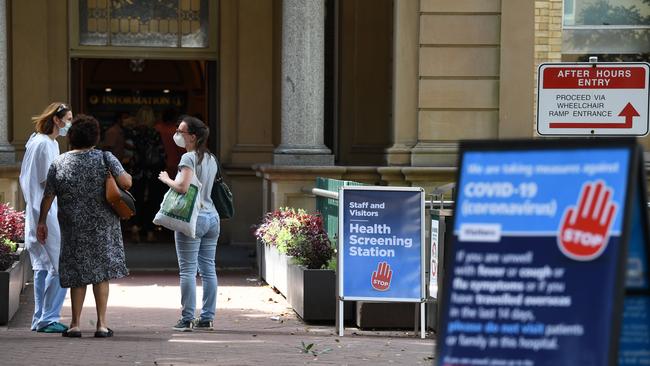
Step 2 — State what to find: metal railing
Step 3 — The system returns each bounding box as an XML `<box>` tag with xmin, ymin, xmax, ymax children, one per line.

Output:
<box><xmin>305</xmin><ymin>185</ymin><xmax>650</xmax><ymax>209</ymax></box>
<box><xmin>303</xmin><ymin>186</ymin><xmax>455</xmax><ymax>209</ymax></box>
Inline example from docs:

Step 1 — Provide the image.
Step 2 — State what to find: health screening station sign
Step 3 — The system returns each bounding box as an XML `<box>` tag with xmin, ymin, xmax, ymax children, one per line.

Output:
<box><xmin>537</xmin><ymin>62</ymin><xmax>649</xmax><ymax>136</ymax></box>
<box><xmin>338</xmin><ymin>186</ymin><xmax>425</xmax><ymax>301</ymax></box>
<box><xmin>436</xmin><ymin>139</ymin><xmax>647</xmax><ymax>366</ymax></box>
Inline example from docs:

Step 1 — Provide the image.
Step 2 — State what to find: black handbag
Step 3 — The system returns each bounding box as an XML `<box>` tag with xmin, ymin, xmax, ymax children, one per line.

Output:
<box><xmin>212</xmin><ymin>157</ymin><xmax>234</xmax><ymax>219</ymax></box>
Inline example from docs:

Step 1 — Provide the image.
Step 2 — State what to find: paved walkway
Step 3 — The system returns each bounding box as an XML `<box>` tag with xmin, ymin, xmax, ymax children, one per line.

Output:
<box><xmin>0</xmin><ymin>270</ymin><xmax>435</xmax><ymax>365</ymax></box>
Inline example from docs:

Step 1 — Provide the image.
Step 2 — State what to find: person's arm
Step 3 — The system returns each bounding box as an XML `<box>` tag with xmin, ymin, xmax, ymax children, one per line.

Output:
<box><xmin>116</xmin><ymin>171</ymin><xmax>132</xmax><ymax>190</ymax></box>
<box><xmin>34</xmin><ymin>143</ymin><xmax>50</xmax><ymax>191</ymax></box>
<box><xmin>36</xmin><ymin>193</ymin><xmax>55</xmax><ymax>244</ymax></box>
<box><xmin>158</xmin><ymin>166</ymin><xmax>193</xmax><ymax>194</ymax></box>
<box><xmin>105</xmin><ymin>151</ymin><xmax>132</xmax><ymax>189</ymax></box>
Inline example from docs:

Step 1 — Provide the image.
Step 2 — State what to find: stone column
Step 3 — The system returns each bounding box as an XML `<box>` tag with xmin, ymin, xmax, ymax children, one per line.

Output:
<box><xmin>274</xmin><ymin>0</ymin><xmax>334</xmax><ymax>166</ymax></box>
<box><xmin>0</xmin><ymin>0</ymin><xmax>15</xmax><ymax>165</ymax></box>
<box><xmin>385</xmin><ymin>0</ymin><xmax>418</xmax><ymax>166</ymax></box>
<box><xmin>499</xmin><ymin>0</ymin><xmax>535</xmax><ymax>138</ymax></box>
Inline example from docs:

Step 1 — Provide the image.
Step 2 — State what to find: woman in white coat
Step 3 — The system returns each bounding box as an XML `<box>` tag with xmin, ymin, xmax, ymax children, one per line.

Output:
<box><xmin>18</xmin><ymin>102</ymin><xmax>72</xmax><ymax>333</ymax></box>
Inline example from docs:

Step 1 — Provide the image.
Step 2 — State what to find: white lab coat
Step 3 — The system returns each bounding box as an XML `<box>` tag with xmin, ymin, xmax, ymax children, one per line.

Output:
<box><xmin>19</xmin><ymin>133</ymin><xmax>61</xmax><ymax>273</ymax></box>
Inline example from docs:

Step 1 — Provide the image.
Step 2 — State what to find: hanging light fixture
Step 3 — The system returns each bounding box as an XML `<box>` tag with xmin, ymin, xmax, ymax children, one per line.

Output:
<box><xmin>129</xmin><ymin>59</ymin><xmax>145</xmax><ymax>72</ymax></box>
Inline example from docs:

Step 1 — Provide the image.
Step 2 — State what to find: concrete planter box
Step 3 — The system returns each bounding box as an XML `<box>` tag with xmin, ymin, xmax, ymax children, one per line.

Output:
<box><xmin>262</xmin><ymin>244</ymin><xmax>290</xmax><ymax>298</ymax></box>
<box><xmin>287</xmin><ymin>262</ymin><xmax>355</xmax><ymax>323</ymax></box>
<box><xmin>262</xmin><ymin>243</ymin><xmax>275</xmax><ymax>288</ymax></box>
<box><xmin>0</xmin><ymin>248</ymin><xmax>28</xmax><ymax>325</ymax></box>
<box><xmin>257</xmin><ymin>240</ymin><xmax>265</xmax><ymax>280</ymax></box>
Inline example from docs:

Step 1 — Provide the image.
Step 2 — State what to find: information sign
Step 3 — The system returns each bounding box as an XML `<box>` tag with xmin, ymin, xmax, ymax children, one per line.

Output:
<box><xmin>430</xmin><ymin>217</ymin><xmax>440</xmax><ymax>299</ymax></box>
<box><xmin>619</xmin><ymin>183</ymin><xmax>650</xmax><ymax>365</ymax></box>
<box><xmin>437</xmin><ymin>139</ymin><xmax>645</xmax><ymax>366</ymax></box>
<box><xmin>537</xmin><ymin>62</ymin><xmax>649</xmax><ymax>136</ymax></box>
<box><xmin>338</xmin><ymin>186</ymin><xmax>425</xmax><ymax>302</ymax></box>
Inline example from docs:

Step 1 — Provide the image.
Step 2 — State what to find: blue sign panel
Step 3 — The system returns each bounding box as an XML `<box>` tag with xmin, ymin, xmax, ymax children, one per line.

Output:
<box><xmin>619</xmin><ymin>188</ymin><xmax>650</xmax><ymax>366</ymax></box>
<box><xmin>339</xmin><ymin>186</ymin><xmax>424</xmax><ymax>301</ymax></box>
<box><xmin>438</xmin><ymin>141</ymin><xmax>634</xmax><ymax>366</ymax></box>
<box><xmin>620</xmin><ymin>296</ymin><xmax>650</xmax><ymax>365</ymax></box>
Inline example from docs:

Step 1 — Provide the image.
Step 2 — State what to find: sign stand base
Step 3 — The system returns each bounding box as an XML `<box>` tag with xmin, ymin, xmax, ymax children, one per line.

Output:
<box><xmin>336</xmin><ymin>298</ymin><xmax>426</xmax><ymax>338</ymax></box>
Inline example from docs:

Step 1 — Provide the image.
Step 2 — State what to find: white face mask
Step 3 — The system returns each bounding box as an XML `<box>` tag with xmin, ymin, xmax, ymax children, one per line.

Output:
<box><xmin>58</xmin><ymin>121</ymin><xmax>72</xmax><ymax>137</ymax></box>
<box><xmin>173</xmin><ymin>132</ymin><xmax>186</xmax><ymax>148</ymax></box>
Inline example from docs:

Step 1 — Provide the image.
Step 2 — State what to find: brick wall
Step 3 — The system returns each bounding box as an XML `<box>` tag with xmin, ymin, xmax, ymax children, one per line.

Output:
<box><xmin>534</xmin><ymin>0</ymin><xmax>564</xmax><ymax>132</ymax></box>
<box><xmin>535</xmin><ymin>0</ymin><xmax>563</xmax><ymax>64</ymax></box>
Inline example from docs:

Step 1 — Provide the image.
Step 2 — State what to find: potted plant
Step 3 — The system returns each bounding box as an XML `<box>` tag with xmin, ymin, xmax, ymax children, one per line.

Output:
<box><xmin>253</xmin><ymin>207</ymin><xmax>304</xmax><ymax>296</ymax></box>
<box><xmin>0</xmin><ymin>202</ymin><xmax>27</xmax><ymax>325</ymax></box>
<box><xmin>254</xmin><ymin>207</ymin><xmax>354</xmax><ymax>322</ymax></box>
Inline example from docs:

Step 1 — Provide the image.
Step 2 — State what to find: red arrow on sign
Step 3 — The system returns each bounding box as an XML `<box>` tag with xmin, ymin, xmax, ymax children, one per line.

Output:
<box><xmin>549</xmin><ymin>103</ymin><xmax>640</xmax><ymax>129</ymax></box>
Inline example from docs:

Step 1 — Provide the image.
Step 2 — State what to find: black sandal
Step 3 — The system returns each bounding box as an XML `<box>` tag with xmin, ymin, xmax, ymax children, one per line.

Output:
<box><xmin>62</xmin><ymin>328</ymin><xmax>82</xmax><ymax>338</ymax></box>
<box><xmin>94</xmin><ymin>328</ymin><xmax>113</xmax><ymax>338</ymax></box>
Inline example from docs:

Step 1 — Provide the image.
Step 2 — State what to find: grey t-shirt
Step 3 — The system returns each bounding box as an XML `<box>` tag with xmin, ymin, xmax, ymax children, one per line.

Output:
<box><xmin>178</xmin><ymin>151</ymin><xmax>218</xmax><ymax>213</ymax></box>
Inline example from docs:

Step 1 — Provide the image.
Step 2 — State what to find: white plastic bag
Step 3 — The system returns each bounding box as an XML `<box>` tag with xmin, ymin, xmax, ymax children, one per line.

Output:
<box><xmin>153</xmin><ymin>173</ymin><xmax>202</xmax><ymax>238</ymax></box>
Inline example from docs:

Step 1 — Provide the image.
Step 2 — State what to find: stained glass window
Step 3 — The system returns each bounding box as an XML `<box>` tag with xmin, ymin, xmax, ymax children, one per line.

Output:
<box><xmin>79</xmin><ymin>0</ymin><xmax>209</xmax><ymax>48</ymax></box>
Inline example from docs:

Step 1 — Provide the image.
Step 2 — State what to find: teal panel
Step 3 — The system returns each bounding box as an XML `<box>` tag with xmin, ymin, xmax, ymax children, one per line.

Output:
<box><xmin>315</xmin><ymin>178</ymin><xmax>366</xmax><ymax>250</ymax></box>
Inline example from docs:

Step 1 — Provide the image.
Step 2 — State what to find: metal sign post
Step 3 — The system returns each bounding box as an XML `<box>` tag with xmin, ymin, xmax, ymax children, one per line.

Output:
<box><xmin>428</xmin><ymin>193</ymin><xmax>454</xmax><ymax>334</ymax></box>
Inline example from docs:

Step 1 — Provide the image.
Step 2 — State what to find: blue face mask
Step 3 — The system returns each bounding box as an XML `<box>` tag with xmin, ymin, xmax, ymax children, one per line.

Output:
<box><xmin>58</xmin><ymin>121</ymin><xmax>72</xmax><ymax>137</ymax></box>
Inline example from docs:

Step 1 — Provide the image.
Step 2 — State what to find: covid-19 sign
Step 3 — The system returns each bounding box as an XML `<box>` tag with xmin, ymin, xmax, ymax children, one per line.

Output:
<box><xmin>437</xmin><ymin>139</ymin><xmax>649</xmax><ymax>366</ymax></box>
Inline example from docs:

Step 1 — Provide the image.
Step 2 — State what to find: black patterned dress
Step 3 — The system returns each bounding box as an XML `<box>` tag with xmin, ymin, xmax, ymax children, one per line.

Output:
<box><xmin>44</xmin><ymin>149</ymin><xmax>129</xmax><ymax>288</ymax></box>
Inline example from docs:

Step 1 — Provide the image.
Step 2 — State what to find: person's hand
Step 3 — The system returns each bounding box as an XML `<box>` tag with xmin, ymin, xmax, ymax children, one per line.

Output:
<box><xmin>158</xmin><ymin>171</ymin><xmax>170</xmax><ymax>184</ymax></box>
<box><xmin>36</xmin><ymin>223</ymin><xmax>48</xmax><ymax>245</ymax></box>
<box><xmin>558</xmin><ymin>180</ymin><xmax>617</xmax><ymax>260</ymax></box>
<box><xmin>371</xmin><ymin>261</ymin><xmax>392</xmax><ymax>291</ymax></box>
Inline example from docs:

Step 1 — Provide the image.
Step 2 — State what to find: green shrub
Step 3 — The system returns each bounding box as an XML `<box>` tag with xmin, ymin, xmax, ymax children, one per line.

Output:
<box><xmin>254</xmin><ymin>207</ymin><xmax>334</xmax><ymax>269</ymax></box>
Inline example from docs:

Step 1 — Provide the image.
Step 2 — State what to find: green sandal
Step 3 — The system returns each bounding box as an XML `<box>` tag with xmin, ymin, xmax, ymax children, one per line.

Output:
<box><xmin>37</xmin><ymin>322</ymin><xmax>69</xmax><ymax>333</ymax></box>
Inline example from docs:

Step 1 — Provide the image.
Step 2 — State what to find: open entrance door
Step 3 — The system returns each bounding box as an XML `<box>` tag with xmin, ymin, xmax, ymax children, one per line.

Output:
<box><xmin>70</xmin><ymin>58</ymin><xmax>217</xmax><ymax>246</ymax></box>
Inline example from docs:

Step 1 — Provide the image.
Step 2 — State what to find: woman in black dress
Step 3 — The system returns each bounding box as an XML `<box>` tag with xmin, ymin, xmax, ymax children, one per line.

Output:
<box><xmin>37</xmin><ymin>114</ymin><xmax>132</xmax><ymax>338</ymax></box>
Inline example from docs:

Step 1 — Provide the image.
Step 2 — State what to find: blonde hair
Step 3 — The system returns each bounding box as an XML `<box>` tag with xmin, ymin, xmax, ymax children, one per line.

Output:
<box><xmin>31</xmin><ymin>102</ymin><xmax>70</xmax><ymax>134</ymax></box>
<box><xmin>136</xmin><ymin>106</ymin><xmax>156</xmax><ymax>128</ymax></box>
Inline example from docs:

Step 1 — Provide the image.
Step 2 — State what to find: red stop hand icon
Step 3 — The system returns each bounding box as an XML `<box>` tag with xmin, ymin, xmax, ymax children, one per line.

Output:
<box><xmin>371</xmin><ymin>261</ymin><xmax>392</xmax><ymax>291</ymax></box>
<box><xmin>558</xmin><ymin>180</ymin><xmax>617</xmax><ymax>261</ymax></box>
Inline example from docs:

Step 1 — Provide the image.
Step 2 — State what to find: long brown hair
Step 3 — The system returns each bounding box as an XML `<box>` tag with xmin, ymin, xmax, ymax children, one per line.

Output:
<box><xmin>31</xmin><ymin>102</ymin><xmax>71</xmax><ymax>135</ymax></box>
<box><xmin>180</xmin><ymin>115</ymin><xmax>212</xmax><ymax>164</ymax></box>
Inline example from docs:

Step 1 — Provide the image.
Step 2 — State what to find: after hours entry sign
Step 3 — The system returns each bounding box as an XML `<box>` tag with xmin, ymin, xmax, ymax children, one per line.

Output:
<box><xmin>537</xmin><ymin>62</ymin><xmax>649</xmax><ymax>136</ymax></box>
<box><xmin>437</xmin><ymin>139</ymin><xmax>650</xmax><ymax>366</ymax></box>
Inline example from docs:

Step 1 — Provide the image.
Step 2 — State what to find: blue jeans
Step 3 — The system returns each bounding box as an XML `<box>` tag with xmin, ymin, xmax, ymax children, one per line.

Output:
<box><xmin>175</xmin><ymin>211</ymin><xmax>220</xmax><ymax>322</ymax></box>
<box><xmin>32</xmin><ymin>270</ymin><xmax>68</xmax><ymax>330</ymax></box>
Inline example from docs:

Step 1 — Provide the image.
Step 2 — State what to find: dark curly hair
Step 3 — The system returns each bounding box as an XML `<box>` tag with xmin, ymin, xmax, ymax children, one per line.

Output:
<box><xmin>68</xmin><ymin>114</ymin><xmax>100</xmax><ymax>149</ymax></box>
